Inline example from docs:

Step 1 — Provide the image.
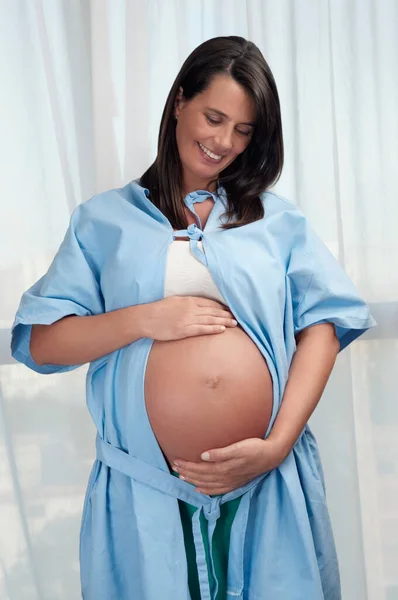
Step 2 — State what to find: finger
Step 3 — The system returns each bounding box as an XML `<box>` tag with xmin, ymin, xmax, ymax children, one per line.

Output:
<box><xmin>198</xmin><ymin>308</ymin><xmax>236</xmax><ymax>320</ymax></box>
<box><xmin>178</xmin><ymin>473</ymin><xmax>235</xmax><ymax>490</ymax></box>
<box><xmin>173</xmin><ymin>457</ymin><xmax>241</xmax><ymax>474</ymax></box>
<box><xmin>173</xmin><ymin>459</ymin><xmax>243</xmax><ymax>480</ymax></box>
<box><xmin>179</xmin><ymin>474</ymin><xmax>227</xmax><ymax>488</ymax></box>
<box><xmin>177</xmin><ymin>469</ymin><xmax>229</xmax><ymax>484</ymax></box>
<box><xmin>184</xmin><ymin>324</ymin><xmax>228</xmax><ymax>336</ymax></box>
<box><xmin>200</xmin><ymin>440</ymin><xmax>246</xmax><ymax>462</ymax></box>
<box><xmin>196</xmin><ymin>316</ymin><xmax>237</xmax><ymax>328</ymax></box>
<box><xmin>172</xmin><ymin>460</ymin><xmax>214</xmax><ymax>476</ymax></box>
<box><xmin>194</xmin><ymin>298</ymin><xmax>230</xmax><ymax>311</ymax></box>
<box><xmin>195</xmin><ymin>477</ymin><xmax>252</xmax><ymax>495</ymax></box>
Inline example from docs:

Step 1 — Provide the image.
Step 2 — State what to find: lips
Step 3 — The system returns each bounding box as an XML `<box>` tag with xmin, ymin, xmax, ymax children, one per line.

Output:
<box><xmin>198</xmin><ymin>142</ymin><xmax>224</xmax><ymax>162</ymax></box>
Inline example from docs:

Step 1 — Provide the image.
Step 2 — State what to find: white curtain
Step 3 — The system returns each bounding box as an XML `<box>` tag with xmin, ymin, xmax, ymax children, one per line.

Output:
<box><xmin>1</xmin><ymin>1</ymin><xmax>397</xmax><ymax>598</ymax></box>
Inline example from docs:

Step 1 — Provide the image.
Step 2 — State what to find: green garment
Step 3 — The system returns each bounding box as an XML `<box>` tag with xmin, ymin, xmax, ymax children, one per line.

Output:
<box><xmin>173</xmin><ymin>473</ymin><xmax>241</xmax><ymax>599</ymax></box>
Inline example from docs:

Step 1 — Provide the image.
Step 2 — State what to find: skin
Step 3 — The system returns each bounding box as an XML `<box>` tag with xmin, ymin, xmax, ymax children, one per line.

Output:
<box><xmin>145</xmin><ymin>75</ymin><xmax>273</xmax><ymax>465</ymax></box>
<box><xmin>174</xmin><ymin>73</ymin><xmax>255</xmax><ymax>196</ymax></box>
<box><xmin>173</xmin><ymin>323</ymin><xmax>340</xmax><ymax>495</ymax></box>
<box><xmin>30</xmin><ymin>77</ymin><xmax>254</xmax><ymax>370</ymax></box>
<box><xmin>168</xmin><ymin>76</ymin><xmax>341</xmax><ymax>494</ymax></box>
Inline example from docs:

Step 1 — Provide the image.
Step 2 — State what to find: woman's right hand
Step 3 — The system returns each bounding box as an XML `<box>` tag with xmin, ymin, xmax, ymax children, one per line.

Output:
<box><xmin>141</xmin><ymin>296</ymin><xmax>238</xmax><ymax>341</ymax></box>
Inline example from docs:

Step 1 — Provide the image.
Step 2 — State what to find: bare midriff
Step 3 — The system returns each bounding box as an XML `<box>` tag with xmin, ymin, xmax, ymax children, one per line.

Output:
<box><xmin>144</xmin><ymin>325</ymin><xmax>273</xmax><ymax>465</ymax></box>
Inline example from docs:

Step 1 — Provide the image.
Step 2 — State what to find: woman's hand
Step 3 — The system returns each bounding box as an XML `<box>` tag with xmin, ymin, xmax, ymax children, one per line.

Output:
<box><xmin>141</xmin><ymin>296</ymin><xmax>237</xmax><ymax>341</ymax></box>
<box><xmin>172</xmin><ymin>438</ymin><xmax>287</xmax><ymax>495</ymax></box>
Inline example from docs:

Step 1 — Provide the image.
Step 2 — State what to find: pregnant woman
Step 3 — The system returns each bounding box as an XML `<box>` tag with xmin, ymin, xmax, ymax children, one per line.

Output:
<box><xmin>12</xmin><ymin>37</ymin><xmax>375</xmax><ymax>600</ymax></box>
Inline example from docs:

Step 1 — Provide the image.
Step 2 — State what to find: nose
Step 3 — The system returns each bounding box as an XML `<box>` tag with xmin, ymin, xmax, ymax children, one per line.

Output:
<box><xmin>214</xmin><ymin>126</ymin><xmax>234</xmax><ymax>153</ymax></box>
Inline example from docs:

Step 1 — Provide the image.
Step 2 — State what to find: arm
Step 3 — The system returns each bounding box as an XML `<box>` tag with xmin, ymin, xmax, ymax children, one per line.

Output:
<box><xmin>30</xmin><ymin>297</ymin><xmax>237</xmax><ymax>367</ymax></box>
<box><xmin>30</xmin><ymin>305</ymin><xmax>148</xmax><ymax>366</ymax></box>
<box><xmin>170</xmin><ymin>207</ymin><xmax>375</xmax><ymax>492</ymax></box>
<box><xmin>267</xmin><ymin>322</ymin><xmax>340</xmax><ymax>460</ymax></box>
<box><xmin>12</xmin><ymin>201</ymin><xmax>237</xmax><ymax>374</ymax></box>
<box><xmin>170</xmin><ymin>322</ymin><xmax>340</xmax><ymax>495</ymax></box>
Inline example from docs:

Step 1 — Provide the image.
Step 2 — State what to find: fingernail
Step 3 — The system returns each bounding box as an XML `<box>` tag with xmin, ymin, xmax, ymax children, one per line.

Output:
<box><xmin>179</xmin><ymin>475</ymin><xmax>185</xmax><ymax>481</ymax></box>
<box><xmin>232</xmin><ymin>320</ymin><xmax>237</xmax><ymax>326</ymax></box>
<box><xmin>173</xmin><ymin>461</ymin><xmax>180</xmax><ymax>467</ymax></box>
<box><xmin>201</xmin><ymin>452</ymin><xmax>210</xmax><ymax>461</ymax></box>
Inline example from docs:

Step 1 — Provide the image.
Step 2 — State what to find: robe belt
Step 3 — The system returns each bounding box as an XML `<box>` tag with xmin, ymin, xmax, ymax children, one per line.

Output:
<box><xmin>173</xmin><ymin>223</ymin><xmax>208</xmax><ymax>266</ymax></box>
<box><xmin>95</xmin><ymin>435</ymin><xmax>269</xmax><ymax>600</ymax></box>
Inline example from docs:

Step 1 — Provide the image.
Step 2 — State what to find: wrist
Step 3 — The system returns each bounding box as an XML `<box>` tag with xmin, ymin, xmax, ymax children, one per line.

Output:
<box><xmin>264</xmin><ymin>434</ymin><xmax>293</xmax><ymax>467</ymax></box>
<box><xmin>124</xmin><ymin>303</ymin><xmax>153</xmax><ymax>341</ymax></box>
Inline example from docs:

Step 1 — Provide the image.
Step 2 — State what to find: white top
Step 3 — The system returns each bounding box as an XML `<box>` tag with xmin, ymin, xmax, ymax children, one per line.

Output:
<box><xmin>164</xmin><ymin>240</ymin><xmax>227</xmax><ymax>305</ymax></box>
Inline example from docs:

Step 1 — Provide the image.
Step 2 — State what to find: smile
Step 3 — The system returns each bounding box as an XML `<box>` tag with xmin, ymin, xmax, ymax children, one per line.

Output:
<box><xmin>198</xmin><ymin>142</ymin><xmax>223</xmax><ymax>161</ymax></box>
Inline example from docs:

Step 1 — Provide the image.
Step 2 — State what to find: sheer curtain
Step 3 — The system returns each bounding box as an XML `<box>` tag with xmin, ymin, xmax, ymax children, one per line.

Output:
<box><xmin>1</xmin><ymin>1</ymin><xmax>397</xmax><ymax>598</ymax></box>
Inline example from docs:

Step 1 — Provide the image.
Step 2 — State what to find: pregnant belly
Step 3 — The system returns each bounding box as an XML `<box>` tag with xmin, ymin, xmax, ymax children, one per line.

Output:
<box><xmin>144</xmin><ymin>326</ymin><xmax>273</xmax><ymax>464</ymax></box>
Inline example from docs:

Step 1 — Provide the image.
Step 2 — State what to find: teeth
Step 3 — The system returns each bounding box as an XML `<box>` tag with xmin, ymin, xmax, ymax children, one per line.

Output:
<box><xmin>199</xmin><ymin>143</ymin><xmax>222</xmax><ymax>160</ymax></box>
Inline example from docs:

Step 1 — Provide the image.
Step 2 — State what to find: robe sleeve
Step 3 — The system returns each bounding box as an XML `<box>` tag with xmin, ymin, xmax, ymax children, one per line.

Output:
<box><xmin>11</xmin><ymin>203</ymin><xmax>104</xmax><ymax>374</ymax></box>
<box><xmin>287</xmin><ymin>211</ymin><xmax>376</xmax><ymax>352</ymax></box>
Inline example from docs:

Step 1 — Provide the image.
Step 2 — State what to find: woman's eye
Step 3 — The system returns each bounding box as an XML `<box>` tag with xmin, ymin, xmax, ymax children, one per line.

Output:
<box><xmin>237</xmin><ymin>129</ymin><xmax>252</xmax><ymax>137</ymax></box>
<box><xmin>205</xmin><ymin>115</ymin><xmax>253</xmax><ymax>136</ymax></box>
<box><xmin>206</xmin><ymin>115</ymin><xmax>221</xmax><ymax>125</ymax></box>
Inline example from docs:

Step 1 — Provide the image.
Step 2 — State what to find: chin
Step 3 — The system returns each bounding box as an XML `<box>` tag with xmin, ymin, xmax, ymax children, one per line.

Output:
<box><xmin>188</xmin><ymin>164</ymin><xmax>220</xmax><ymax>181</ymax></box>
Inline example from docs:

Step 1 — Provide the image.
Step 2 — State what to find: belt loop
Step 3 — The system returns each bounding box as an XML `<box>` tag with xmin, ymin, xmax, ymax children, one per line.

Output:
<box><xmin>192</xmin><ymin>508</ymin><xmax>212</xmax><ymax>600</ymax></box>
<box><xmin>207</xmin><ymin>518</ymin><xmax>219</xmax><ymax>599</ymax></box>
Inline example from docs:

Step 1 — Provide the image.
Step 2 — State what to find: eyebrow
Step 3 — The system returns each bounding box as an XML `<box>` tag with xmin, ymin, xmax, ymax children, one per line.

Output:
<box><xmin>205</xmin><ymin>107</ymin><xmax>256</xmax><ymax>127</ymax></box>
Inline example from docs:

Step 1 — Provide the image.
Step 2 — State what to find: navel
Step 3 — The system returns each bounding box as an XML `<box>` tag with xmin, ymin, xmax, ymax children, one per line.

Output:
<box><xmin>205</xmin><ymin>375</ymin><xmax>221</xmax><ymax>389</ymax></box>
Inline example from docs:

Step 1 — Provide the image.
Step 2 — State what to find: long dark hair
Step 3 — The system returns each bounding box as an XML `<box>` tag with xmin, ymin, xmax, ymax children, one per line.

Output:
<box><xmin>140</xmin><ymin>36</ymin><xmax>284</xmax><ymax>230</ymax></box>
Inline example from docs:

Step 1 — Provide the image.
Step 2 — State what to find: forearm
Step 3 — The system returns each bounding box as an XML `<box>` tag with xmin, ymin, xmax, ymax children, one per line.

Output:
<box><xmin>30</xmin><ymin>304</ymin><xmax>150</xmax><ymax>366</ymax></box>
<box><xmin>267</xmin><ymin>323</ymin><xmax>340</xmax><ymax>459</ymax></box>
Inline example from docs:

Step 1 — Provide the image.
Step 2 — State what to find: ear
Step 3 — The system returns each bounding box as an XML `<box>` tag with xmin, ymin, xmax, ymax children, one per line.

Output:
<box><xmin>174</xmin><ymin>86</ymin><xmax>185</xmax><ymax>119</ymax></box>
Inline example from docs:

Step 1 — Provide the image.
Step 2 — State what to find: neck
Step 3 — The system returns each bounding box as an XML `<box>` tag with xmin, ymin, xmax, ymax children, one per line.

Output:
<box><xmin>182</xmin><ymin>174</ymin><xmax>217</xmax><ymax>198</ymax></box>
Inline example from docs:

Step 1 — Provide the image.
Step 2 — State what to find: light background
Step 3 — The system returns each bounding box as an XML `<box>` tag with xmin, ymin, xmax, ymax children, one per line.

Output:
<box><xmin>0</xmin><ymin>1</ymin><xmax>397</xmax><ymax>598</ymax></box>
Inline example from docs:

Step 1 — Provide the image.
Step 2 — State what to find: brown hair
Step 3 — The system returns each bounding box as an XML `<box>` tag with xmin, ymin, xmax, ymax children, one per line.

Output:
<box><xmin>140</xmin><ymin>36</ymin><xmax>284</xmax><ymax>230</ymax></box>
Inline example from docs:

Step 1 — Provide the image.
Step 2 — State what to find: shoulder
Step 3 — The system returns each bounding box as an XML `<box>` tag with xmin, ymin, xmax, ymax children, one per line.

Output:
<box><xmin>261</xmin><ymin>192</ymin><xmax>338</xmax><ymax>266</ymax></box>
<box><xmin>71</xmin><ymin>180</ymin><xmax>147</xmax><ymax>237</ymax></box>
<box><xmin>259</xmin><ymin>190</ymin><xmax>309</xmax><ymax>236</ymax></box>
<box><xmin>77</xmin><ymin>181</ymin><xmax>143</xmax><ymax>220</ymax></box>
<box><xmin>261</xmin><ymin>190</ymin><xmax>299</xmax><ymax>216</ymax></box>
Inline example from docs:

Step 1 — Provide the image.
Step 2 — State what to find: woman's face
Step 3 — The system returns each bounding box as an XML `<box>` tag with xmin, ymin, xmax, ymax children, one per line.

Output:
<box><xmin>174</xmin><ymin>74</ymin><xmax>256</xmax><ymax>193</ymax></box>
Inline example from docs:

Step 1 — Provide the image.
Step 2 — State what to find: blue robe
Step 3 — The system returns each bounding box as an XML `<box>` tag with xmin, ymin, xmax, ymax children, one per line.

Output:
<box><xmin>11</xmin><ymin>181</ymin><xmax>375</xmax><ymax>599</ymax></box>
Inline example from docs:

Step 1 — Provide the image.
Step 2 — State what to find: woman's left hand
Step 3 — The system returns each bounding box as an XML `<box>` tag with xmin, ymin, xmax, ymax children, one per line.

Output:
<box><xmin>172</xmin><ymin>438</ymin><xmax>287</xmax><ymax>495</ymax></box>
